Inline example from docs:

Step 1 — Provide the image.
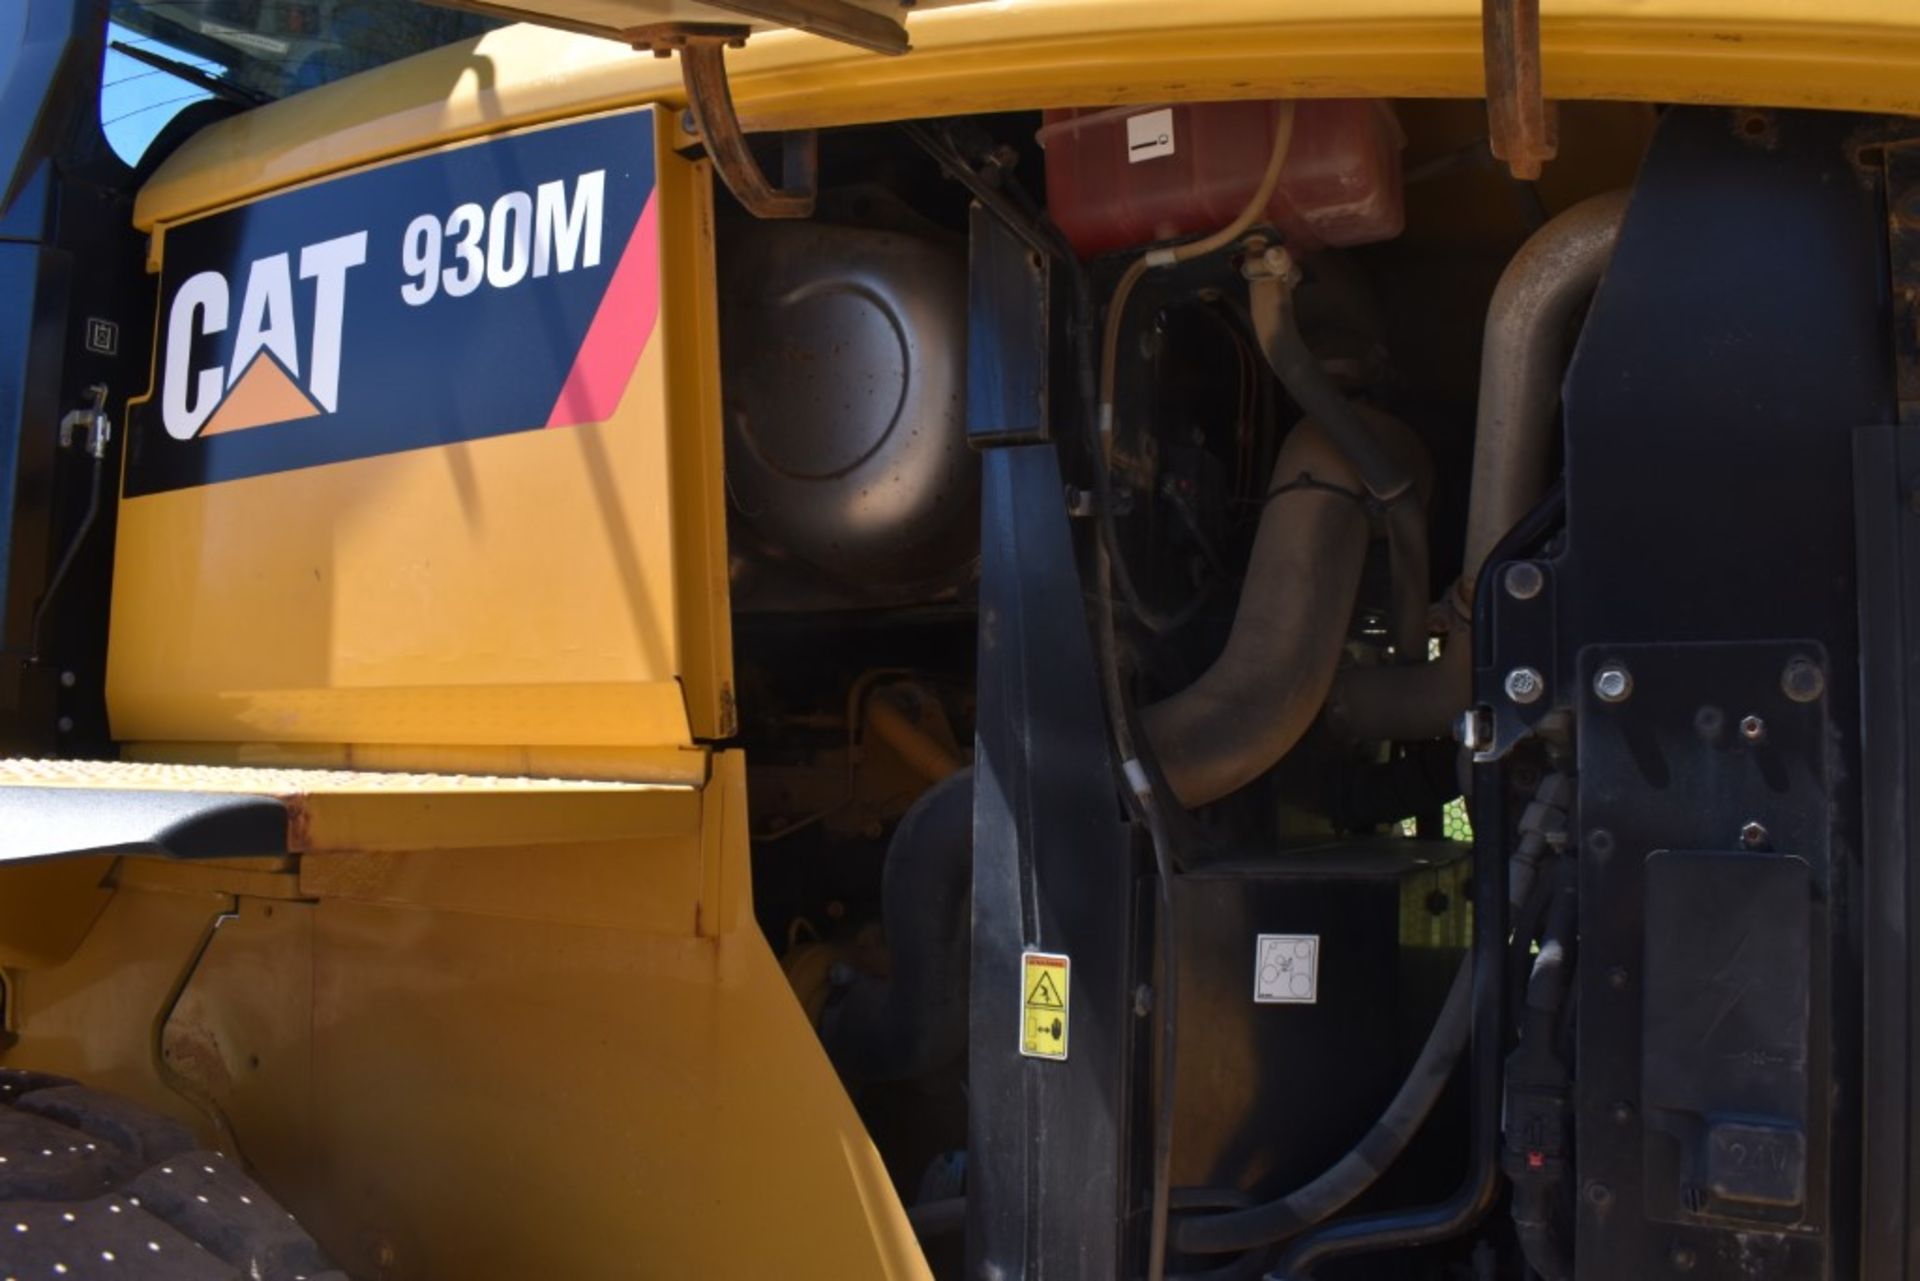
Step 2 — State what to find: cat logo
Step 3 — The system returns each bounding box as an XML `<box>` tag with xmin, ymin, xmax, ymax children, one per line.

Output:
<box><xmin>160</xmin><ymin>231</ymin><xmax>367</xmax><ymax>441</ymax></box>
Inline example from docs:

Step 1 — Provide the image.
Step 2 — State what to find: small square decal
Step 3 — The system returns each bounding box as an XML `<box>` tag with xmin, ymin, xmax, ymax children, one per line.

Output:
<box><xmin>1254</xmin><ymin>934</ymin><xmax>1320</xmax><ymax>1004</ymax></box>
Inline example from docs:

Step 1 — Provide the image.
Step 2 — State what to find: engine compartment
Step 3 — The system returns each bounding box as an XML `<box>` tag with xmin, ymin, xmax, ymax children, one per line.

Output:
<box><xmin>718</xmin><ymin>99</ymin><xmax>1667</xmax><ymax>1279</ymax></box>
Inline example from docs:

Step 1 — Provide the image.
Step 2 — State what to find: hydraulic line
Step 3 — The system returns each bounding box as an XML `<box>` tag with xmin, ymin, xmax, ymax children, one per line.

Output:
<box><xmin>1088</xmin><ymin>110</ymin><xmax>1300</xmax><ymax>1281</ymax></box>
<box><xmin>1173</xmin><ymin>957</ymin><xmax>1472</xmax><ymax>1255</ymax></box>
<box><xmin>1264</xmin><ymin>500</ymin><xmax>1567</xmax><ymax>1277</ymax></box>
<box><xmin>1091</xmin><ymin>104</ymin><xmax>1297</xmax><ymax>636</ymax></box>
<box><xmin>1328</xmin><ymin>192</ymin><xmax>1628</xmax><ymax>743</ymax></box>
<box><xmin>1175</xmin><ymin>765</ymin><xmax>1571</xmax><ymax>1257</ymax></box>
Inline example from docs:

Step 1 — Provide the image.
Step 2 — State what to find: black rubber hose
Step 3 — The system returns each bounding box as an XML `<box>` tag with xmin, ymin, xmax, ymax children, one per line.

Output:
<box><xmin>818</xmin><ymin>769</ymin><xmax>974</xmax><ymax>1082</ymax></box>
<box><xmin>1250</xmin><ymin>270</ymin><xmax>1429</xmax><ymax>663</ymax></box>
<box><xmin>1172</xmin><ymin>956</ymin><xmax>1472</xmax><ymax>1255</ymax></box>
<box><xmin>1263</xmin><ymin>498</ymin><xmax>1554</xmax><ymax>1276</ymax></box>
<box><xmin>1247</xmin><ymin>273</ymin><xmax>1412</xmax><ymax>505</ymax></box>
<box><xmin>31</xmin><ymin>446</ymin><xmax>106</xmax><ymax>660</ymax></box>
<box><xmin>1507</xmin><ymin>863</ymin><xmax>1578</xmax><ymax>1281</ymax></box>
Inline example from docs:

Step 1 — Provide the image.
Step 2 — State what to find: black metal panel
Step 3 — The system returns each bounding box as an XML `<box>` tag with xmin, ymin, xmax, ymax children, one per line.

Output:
<box><xmin>0</xmin><ymin>787</ymin><xmax>287</xmax><ymax>862</ymax></box>
<box><xmin>1168</xmin><ymin>847</ymin><xmax>1468</xmax><ymax>1202</ymax></box>
<box><xmin>967</xmin><ymin>207</ymin><xmax>1136</xmax><ymax>1277</ymax></box>
<box><xmin>1574</xmin><ymin>642</ymin><xmax>1833</xmax><ymax>1280</ymax></box>
<box><xmin>1852</xmin><ymin>424</ymin><xmax>1920</xmax><ymax>1281</ymax></box>
<box><xmin>1643</xmin><ymin>850</ymin><xmax>1812</xmax><ymax>1220</ymax></box>
<box><xmin>1556</xmin><ymin>106</ymin><xmax>1892</xmax><ymax>1281</ymax></box>
<box><xmin>0</xmin><ymin>0</ymin><xmax>154</xmax><ymax>752</ymax></box>
<box><xmin>0</xmin><ymin>0</ymin><xmax>101</xmax><ymax>218</ymax></box>
<box><xmin>0</xmin><ymin>245</ymin><xmax>68</xmax><ymax>666</ymax></box>
<box><xmin>965</xmin><ymin>202</ymin><xmax>1049</xmax><ymax>448</ymax></box>
<box><xmin>1882</xmin><ymin>144</ymin><xmax>1920</xmax><ymax>426</ymax></box>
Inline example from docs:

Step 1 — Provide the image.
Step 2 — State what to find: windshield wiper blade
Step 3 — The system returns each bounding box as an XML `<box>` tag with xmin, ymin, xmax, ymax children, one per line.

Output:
<box><xmin>109</xmin><ymin>40</ymin><xmax>272</xmax><ymax>108</ymax></box>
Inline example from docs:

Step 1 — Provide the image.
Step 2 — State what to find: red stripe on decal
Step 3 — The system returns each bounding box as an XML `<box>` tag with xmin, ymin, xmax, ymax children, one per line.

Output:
<box><xmin>545</xmin><ymin>192</ymin><xmax>661</xmax><ymax>429</ymax></box>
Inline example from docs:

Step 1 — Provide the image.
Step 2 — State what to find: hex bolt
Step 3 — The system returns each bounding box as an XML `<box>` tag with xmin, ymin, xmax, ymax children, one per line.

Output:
<box><xmin>1694</xmin><ymin>705</ymin><xmax>1725</xmax><ymax>742</ymax></box>
<box><xmin>1583</xmin><ymin>1180</ymin><xmax>1613</xmax><ymax>1208</ymax></box>
<box><xmin>1606</xmin><ymin>965</ymin><xmax>1629</xmax><ymax>991</ymax></box>
<box><xmin>1782</xmin><ymin>657</ymin><xmax>1826</xmax><ymax>704</ymax></box>
<box><xmin>58</xmin><ymin>670</ymin><xmax>75</xmax><ymax>688</ymax></box>
<box><xmin>55</xmin><ymin>716</ymin><xmax>73</xmax><ymax>734</ymax></box>
<box><xmin>1739</xmin><ymin>714</ymin><xmax>1767</xmax><ymax>743</ymax></box>
<box><xmin>1593</xmin><ymin>665</ymin><xmax>1633</xmax><ymax>704</ymax></box>
<box><xmin>1741</xmin><ymin>821</ymin><xmax>1769</xmax><ymax>849</ymax></box>
<box><xmin>1671</xmin><ymin>1245</ymin><xmax>1697</xmax><ymax>1273</ymax></box>
<box><xmin>1503</xmin><ymin>562</ymin><xmax>1545</xmax><ymax>601</ymax></box>
<box><xmin>1610</xmin><ymin>1100</ymin><xmax>1635</xmax><ymax>1126</ymax></box>
<box><xmin>1504</xmin><ymin>667</ymin><xmax>1546</xmax><ymax>705</ymax></box>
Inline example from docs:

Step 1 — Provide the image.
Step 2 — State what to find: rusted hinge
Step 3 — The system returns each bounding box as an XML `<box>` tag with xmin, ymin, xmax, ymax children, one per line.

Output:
<box><xmin>1483</xmin><ymin>0</ymin><xmax>1557</xmax><ymax>181</ymax></box>
<box><xmin>633</xmin><ymin>24</ymin><xmax>818</xmax><ymax>219</ymax></box>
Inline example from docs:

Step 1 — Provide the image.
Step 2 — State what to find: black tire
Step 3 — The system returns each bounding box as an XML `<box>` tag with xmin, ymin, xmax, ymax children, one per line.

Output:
<box><xmin>0</xmin><ymin>1068</ymin><xmax>347</xmax><ymax>1280</ymax></box>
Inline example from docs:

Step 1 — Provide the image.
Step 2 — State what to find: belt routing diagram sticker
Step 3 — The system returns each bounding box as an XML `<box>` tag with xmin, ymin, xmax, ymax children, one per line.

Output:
<box><xmin>1255</xmin><ymin>933</ymin><xmax>1320</xmax><ymax>1004</ymax></box>
<box><xmin>1020</xmin><ymin>951</ymin><xmax>1070</xmax><ymax>1060</ymax></box>
<box><xmin>126</xmin><ymin>109</ymin><xmax>661</xmax><ymax>496</ymax></box>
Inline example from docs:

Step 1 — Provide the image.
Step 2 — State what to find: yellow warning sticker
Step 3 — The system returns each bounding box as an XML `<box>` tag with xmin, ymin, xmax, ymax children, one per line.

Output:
<box><xmin>1020</xmin><ymin>950</ymin><xmax>1070</xmax><ymax>1061</ymax></box>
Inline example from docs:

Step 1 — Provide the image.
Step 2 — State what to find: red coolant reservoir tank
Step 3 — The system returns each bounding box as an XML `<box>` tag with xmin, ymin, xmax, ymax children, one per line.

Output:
<box><xmin>1039</xmin><ymin>99</ymin><xmax>1405</xmax><ymax>258</ymax></box>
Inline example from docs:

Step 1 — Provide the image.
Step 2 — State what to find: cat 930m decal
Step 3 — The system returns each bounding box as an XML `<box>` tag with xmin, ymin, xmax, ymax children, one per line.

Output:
<box><xmin>126</xmin><ymin>109</ymin><xmax>660</xmax><ymax>496</ymax></box>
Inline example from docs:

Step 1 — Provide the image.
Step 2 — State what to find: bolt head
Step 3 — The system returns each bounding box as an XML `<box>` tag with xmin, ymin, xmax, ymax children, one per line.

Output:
<box><xmin>1739</xmin><ymin>714</ymin><xmax>1766</xmax><ymax>742</ymax></box>
<box><xmin>1594</xmin><ymin>665</ymin><xmax>1633</xmax><ymax>704</ymax></box>
<box><xmin>1504</xmin><ymin>667</ymin><xmax>1546</xmax><ymax>705</ymax></box>
<box><xmin>1782</xmin><ymin>657</ymin><xmax>1825</xmax><ymax>704</ymax></box>
<box><xmin>1741</xmin><ymin>820</ymin><xmax>1769</xmax><ymax>849</ymax></box>
<box><xmin>1503</xmin><ymin>561</ymin><xmax>1545</xmax><ymax>601</ymax></box>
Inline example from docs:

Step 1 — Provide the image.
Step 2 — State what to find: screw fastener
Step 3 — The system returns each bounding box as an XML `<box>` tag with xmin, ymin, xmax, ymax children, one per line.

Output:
<box><xmin>1504</xmin><ymin>667</ymin><xmax>1546</xmax><ymax>705</ymax></box>
<box><xmin>1741</xmin><ymin>821</ymin><xmax>1769</xmax><ymax>849</ymax></box>
<box><xmin>1594</xmin><ymin>665</ymin><xmax>1633</xmax><ymax>703</ymax></box>
<box><xmin>1504</xmin><ymin>562</ymin><xmax>1545</xmax><ymax>601</ymax></box>
<box><xmin>1782</xmin><ymin>657</ymin><xmax>1826</xmax><ymax>704</ymax></box>
<box><xmin>1739</xmin><ymin>715</ymin><xmax>1767</xmax><ymax>743</ymax></box>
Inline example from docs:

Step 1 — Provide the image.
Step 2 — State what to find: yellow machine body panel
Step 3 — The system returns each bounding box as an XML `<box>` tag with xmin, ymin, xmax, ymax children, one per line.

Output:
<box><xmin>136</xmin><ymin>0</ymin><xmax>1920</xmax><ymax>234</ymax></box>
<box><xmin>111</xmin><ymin>106</ymin><xmax>733</xmax><ymax>755</ymax></box>
<box><xmin>0</xmin><ymin>754</ymin><xmax>929</xmax><ymax>1280</ymax></box>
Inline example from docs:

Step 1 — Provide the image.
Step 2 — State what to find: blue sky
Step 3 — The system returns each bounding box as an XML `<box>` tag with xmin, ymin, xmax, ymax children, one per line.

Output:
<box><xmin>99</xmin><ymin>20</ymin><xmax>218</xmax><ymax>166</ymax></box>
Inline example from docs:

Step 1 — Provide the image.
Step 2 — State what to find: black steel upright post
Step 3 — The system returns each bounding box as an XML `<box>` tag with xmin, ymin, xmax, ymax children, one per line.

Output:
<box><xmin>965</xmin><ymin>204</ymin><xmax>1138</xmax><ymax>1278</ymax></box>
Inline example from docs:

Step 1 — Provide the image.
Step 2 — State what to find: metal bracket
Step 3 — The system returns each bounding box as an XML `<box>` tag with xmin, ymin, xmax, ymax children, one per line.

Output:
<box><xmin>636</xmin><ymin>24</ymin><xmax>818</xmax><ymax>219</ymax></box>
<box><xmin>56</xmin><ymin>383</ymin><xmax>110</xmax><ymax>458</ymax></box>
<box><xmin>1482</xmin><ymin>0</ymin><xmax>1557</xmax><ymax>180</ymax></box>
